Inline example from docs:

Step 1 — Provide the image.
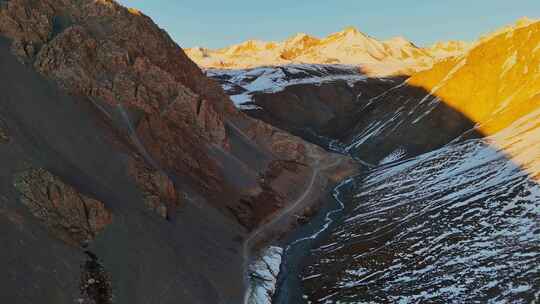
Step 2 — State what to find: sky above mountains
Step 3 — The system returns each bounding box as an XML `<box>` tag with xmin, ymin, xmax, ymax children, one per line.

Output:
<box><xmin>117</xmin><ymin>0</ymin><xmax>539</xmax><ymax>48</ymax></box>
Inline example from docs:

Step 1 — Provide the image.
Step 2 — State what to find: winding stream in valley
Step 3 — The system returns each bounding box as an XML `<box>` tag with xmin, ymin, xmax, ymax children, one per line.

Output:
<box><xmin>273</xmin><ymin>176</ymin><xmax>357</xmax><ymax>304</ymax></box>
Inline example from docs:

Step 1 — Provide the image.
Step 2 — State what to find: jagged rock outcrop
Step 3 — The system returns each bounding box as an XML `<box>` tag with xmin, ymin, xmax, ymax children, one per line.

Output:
<box><xmin>1</xmin><ymin>0</ymin><xmax>230</xmax><ymax>196</ymax></box>
<box><xmin>2</xmin><ymin>0</ymin><xmax>241</xmax><ymax>222</ymax></box>
<box><xmin>13</xmin><ymin>168</ymin><xmax>112</xmax><ymax>246</ymax></box>
<box><xmin>128</xmin><ymin>160</ymin><xmax>182</xmax><ymax>219</ymax></box>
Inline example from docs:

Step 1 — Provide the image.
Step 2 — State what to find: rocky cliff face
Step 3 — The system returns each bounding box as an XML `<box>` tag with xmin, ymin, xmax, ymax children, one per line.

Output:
<box><xmin>13</xmin><ymin>168</ymin><xmax>113</xmax><ymax>247</ymax></box>
<box><xmin>0</xmin><ymin>0</ymin><xmax>344</xmax><ymax>226</ymax></box>
<box><xmin>0</xmin><ymin>1</ymin><xmax>353</xmax><ymax>303</ymax></box>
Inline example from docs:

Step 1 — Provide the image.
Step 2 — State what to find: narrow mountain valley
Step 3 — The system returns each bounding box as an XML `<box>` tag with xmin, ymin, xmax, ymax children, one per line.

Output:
<box><xmin>0</xmin><ymin>1</ymin><xmax>538</xmax><ymax>304</ymax></box>
<box><xmin>206</xmin><ymin>18</ymin><xmax>540</xmax><ymax>304</ymax></box>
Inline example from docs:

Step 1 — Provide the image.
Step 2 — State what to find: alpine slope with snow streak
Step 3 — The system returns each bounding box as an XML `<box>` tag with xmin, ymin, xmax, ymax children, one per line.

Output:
<box><xmin>206</xmin><ymin>64</ymin><xmax>367</xmax><ymax>110</ymax></box>
<box><xmin>301</xmin><ymin>108</ymin><xmax>540</xmax><ymax>303</ymax></box>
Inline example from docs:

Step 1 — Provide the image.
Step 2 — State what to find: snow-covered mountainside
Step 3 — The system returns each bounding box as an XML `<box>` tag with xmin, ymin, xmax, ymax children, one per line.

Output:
<box><xmin>302</xmin><ymin>110</ymin><xmax>540</xmax><ymax>303</ymax></box>
<box><xmin>293</xmin><ymin>19</ymin><xmax>540</xmax><ymax>303</ymax></box>
<box><xmin>213</xmin><ymin>18</ymin><xmax>540</xmax><ymax>303</ymax></box>
<box><xmin>187</xmin><ymin>27</ymin><xmax>470</xmax><ymax>76</ymax></box>
<box><xmin>206</xmin><ymin>18</ymin><xmax>540</xmax><ymax>164</ymax></box>
<box><xmin>206</xmin><ymin>64</ymin><xmax>367</xmax><ymax>109</ymax></box>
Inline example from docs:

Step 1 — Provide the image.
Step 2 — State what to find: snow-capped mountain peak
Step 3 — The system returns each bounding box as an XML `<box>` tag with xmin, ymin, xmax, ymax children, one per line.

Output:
<box><xmin>185</xmin><ymin>26</ymin><xmax>468</xmax><ymax>76</ymax></box>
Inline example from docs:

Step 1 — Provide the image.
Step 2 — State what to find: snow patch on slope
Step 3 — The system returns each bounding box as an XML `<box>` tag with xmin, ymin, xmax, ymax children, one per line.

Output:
<box><xmin>534</xmin><ymin>42</ymin><xmax>540</xmax><ymax>53</ymax></box>
<box><xmin>246</xmin><ymin>246</ymin><xmax>283</xmax><ymax>304</ymax></box>
<box><xmin>502</xmin><ymin>51</ymin><xmax>518</xmax><ymax>76</ymax></box>
<box><xmin>378</xmin><ymin>147</ymin><xmax>407</xmax><ymax>165</ymax></box>
<box><xmin>207</xmin><ymin>64</ymin><xmax>367</xmax><ymax>109</ymax></box>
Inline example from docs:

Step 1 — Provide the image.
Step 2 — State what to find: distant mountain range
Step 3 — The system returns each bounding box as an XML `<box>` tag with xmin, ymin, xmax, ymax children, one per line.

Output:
<box><xmin>186</xmin><ymin>26</ymin><xmax>470</xmax><ymax>75</ymax></box>
<box><xmin>187</xmin><ymin>17</ymin><xmax>537</xmax><ymax>77</ymax></box>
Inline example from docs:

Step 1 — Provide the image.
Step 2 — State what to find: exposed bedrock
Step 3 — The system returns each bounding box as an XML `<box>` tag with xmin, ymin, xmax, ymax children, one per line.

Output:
<box><xmin>0</xmin><ymin>31</ymin><xmax>247</xmax><ymax>304</ymax></box>
<box><xmin>13</xmin><ymin>168</ymin><xmax>113</xmax><ymax>246</ymax></box>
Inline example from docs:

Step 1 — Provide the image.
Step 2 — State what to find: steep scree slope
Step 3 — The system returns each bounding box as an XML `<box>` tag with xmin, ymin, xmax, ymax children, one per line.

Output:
<box><xmin>0</xmin><ymin>1</ymin><xmax>353</xmax><ymax>303</ymax></box>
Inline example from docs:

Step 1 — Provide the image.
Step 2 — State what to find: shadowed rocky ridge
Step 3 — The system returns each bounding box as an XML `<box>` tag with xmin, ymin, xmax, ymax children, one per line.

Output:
<box><xmin>0</xmin><ymin>0</ymin><xmax>352</xmax><ymax>225</ymax></box>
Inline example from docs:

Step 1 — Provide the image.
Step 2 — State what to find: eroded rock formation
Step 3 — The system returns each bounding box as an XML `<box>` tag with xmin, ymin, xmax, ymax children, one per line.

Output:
<box><xmin>128</xmin><ymin>160</ymin><xmax>181</xmax><ymax>220</ymax></box>
<box><xmin>13</xmin><ymin>168</ymin><xmax>112</xmax><ymax>246</ymax></box>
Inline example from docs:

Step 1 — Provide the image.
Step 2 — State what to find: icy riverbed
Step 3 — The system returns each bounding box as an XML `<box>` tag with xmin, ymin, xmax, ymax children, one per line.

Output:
<box><xmin>246</xmin><ymin>246</ymin><xmax>283</xmax><ymax>304</ymax></box>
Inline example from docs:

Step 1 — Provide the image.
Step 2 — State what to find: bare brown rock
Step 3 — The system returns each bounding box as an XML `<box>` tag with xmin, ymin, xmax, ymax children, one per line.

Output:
<box><xmin>242</xmin><ymin>118</ymin><xmax>309</xmax><ymax>163</ymax></box>
<box><xmin>0</xmin><ymin>0</ymin><xmax>56</xmax><ymax>62</ymax></box>
<box><xmin>229</xmin><ymin>159</ymin><xmax>308</xmax><ymax>229</ymax></box>
<box><xmin>128</xmin><ymin>160</ymin><xmax>182</xmax><ymax>219</ymax></box>
<box><xmin>1</xmin><ymin>0</ymin><xmax>234</xmax><ymax>200</ymax></box>
<box><xmin>0</xmin><ymin>2</ymin><xmax>359</xmax><ymax>303</ymax></box>
<box><xmin>13</xmin><ymin>168</ymin><xmax>112</xmax><ymax>246</ymax></box>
